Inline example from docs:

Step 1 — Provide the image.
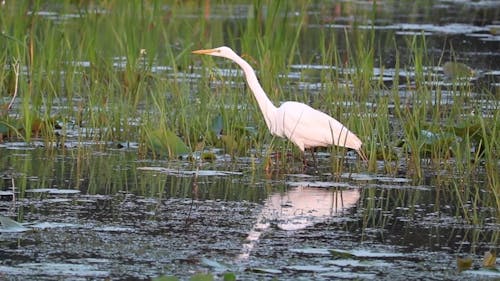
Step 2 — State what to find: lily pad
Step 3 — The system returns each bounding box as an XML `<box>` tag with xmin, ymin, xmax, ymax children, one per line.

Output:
<box><xmin>152</xmin><ymin>276</ymin><xmax>179</xmax><ymax>281</ymax></box>
<box><xmin>211</xmin><ymin>114</ymin><xmax>224</xmax><ymax>136</ymax></box>
<box><xmin>189</xmin><ymin>273</ymin><xmax>214</xmax><ymax>281</ymax></box>
<box><xmin>320</xmin><ymin>271</ymin><xmax>378</xmax><ymax>279</ymax></box>
<box><xmin>137</xmin><ymin>167</ymin><xmax>242</xmax><ymax>177</ymax></box>
<box><xmin>200</xmin><ymin>257</ymin><xmax>229</xmax><ymax>272</ymax></box>
<box><xmin>201</xmin><ymin>151</ymin><xmax>217</xmax><ymax>161</ymax></box>
<box><xmin>330</xmin><ymin>249</ymin><xmax>405</xmax><ymax>258</ymax></box>
<box><xmin>210</xmin><ymin>114</ymin><xmax>256</xmax><ymax>154</ymax></box>
<box><xmin>48</xmin><ymin>189</ymin><xmax>81</xmax><ymax>195</ymax></box>
<box><xmin>32</xmin><ymin>222</ymin><xmax>79</xmax><ymax>229</ymax></box>
<box><xmin>342</xmin><ymin>173</ymin><xmax>411</xmax><ymax>183</ymax></box>
<box><xmin>327</xmin><ymin>258</ymin><xmax>392</xmax><ymax>267</ymax></box>
<box><xmin>286</xmin><ymin>265</ymin><xmax>334</xmax><ymax>272</ymax></box>
<box><xmin>457</xmin><ymin>256</ymin><xmax>473</xmax><ymax>272</ymax></box>
<box><xmin>442</xmin><ymin>61</ymin><xmax>475</xmax><ymax>80</ymax></box>
<box><xmin>146</xmin><ymin>128</ymin><xmax>190</xmax><ymax>158</ymax></box>
<box><xmin>0</xmin><ymin>263</ymin><xmax>109</xmax><ymax>278</ymax></box>
<box><xmin>0</xmin><ymin>191</ymin><xmax>14</xmax><ymax>197</ymax></box>
<box><xmin>420</xmin><ymin>129</ymin><xmax>455</xmax><ymax>146</ymax></box>
<box><xmin>289</xmin><ymin>248</ymin><xmax>331</xmax><ymax>255</ymax></box>
<box><xmin>25</xmin><ymin>188</ymin><xmax>56</xmax><ymax>193</ymax></box>
<box><xmin>247</xmin><ymin>267</ymin><xmax>282</xmax><ymax>274</ymax></box>
<box><xmin>286</xmin><ymin>181</ymin><xmax>352</xmax><ymax>188</ymax></box>
<box><xmin>462</xmin><ymin>268</ymin><xmax>500</xmax><ymax>278</ymax></box>
<box><xmin>0</xmin><ymin>215</ymin><xmax>30</xmax><ymax>233</ymax></box>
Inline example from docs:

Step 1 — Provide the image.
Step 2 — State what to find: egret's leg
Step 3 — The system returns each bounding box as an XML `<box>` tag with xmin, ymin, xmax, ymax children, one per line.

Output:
<box><xmin>301</xmin><ymin>150</ymin><xmax>307</xmax><ymax>169</ymax></box>
<box><xmin>310</xmin><ymin>148</ymin><xmax>318</xmax><ymax>168</ymax></box>
<box><xmin>358</xmin><ymin>148</ymin><xmax>368</xmax><ymax>161</ymax></box>
<box><xmin>301</xmin><ymin>148</ymin><xmax>319</xmax><ymax>174</ymax></box>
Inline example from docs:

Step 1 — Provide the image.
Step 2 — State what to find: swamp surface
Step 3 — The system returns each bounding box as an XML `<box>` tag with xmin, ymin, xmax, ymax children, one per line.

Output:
<box><xmin>0</xmin><ymin>1</ymin><xmax>499</xmax><ymax>280</ymax></box>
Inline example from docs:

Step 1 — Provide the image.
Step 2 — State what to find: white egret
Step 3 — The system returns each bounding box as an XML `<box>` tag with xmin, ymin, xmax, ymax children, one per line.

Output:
<box><xmin>192</xmin><ymin>46</ymin><xmax>367</xmax><ymax>161</ymax></box>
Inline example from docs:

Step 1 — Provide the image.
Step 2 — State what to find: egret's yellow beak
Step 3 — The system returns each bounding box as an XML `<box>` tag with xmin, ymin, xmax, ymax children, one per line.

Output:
<box><xmin>192</xmin><ymin>48</ymin><xmax>217</xmax><ymax>55</ymax></box>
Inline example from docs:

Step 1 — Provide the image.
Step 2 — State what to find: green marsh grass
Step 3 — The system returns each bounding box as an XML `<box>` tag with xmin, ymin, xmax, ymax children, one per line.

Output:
<box><xmin>0</xmin><ymin>1</ymin><xmax>498</xmax><ymax>210</ymax></box>
<box><xmin>0</xmin><ymin>2</ymin><xmax>497</xmax><ymax>263</ymax></box>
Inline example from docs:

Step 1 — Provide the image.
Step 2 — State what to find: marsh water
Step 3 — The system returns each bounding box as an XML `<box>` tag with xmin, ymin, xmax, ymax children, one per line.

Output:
<box><xmin>1</xmin><ymin>1</ymin><xmax>499</xmax><ymax>280</ymax></box>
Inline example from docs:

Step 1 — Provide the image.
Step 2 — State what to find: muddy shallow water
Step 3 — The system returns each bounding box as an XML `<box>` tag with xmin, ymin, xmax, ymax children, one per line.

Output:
<box><xmin>0</xmin><ymin>146</ymin><xmax>498</xmax><ymax>280</ymax></box>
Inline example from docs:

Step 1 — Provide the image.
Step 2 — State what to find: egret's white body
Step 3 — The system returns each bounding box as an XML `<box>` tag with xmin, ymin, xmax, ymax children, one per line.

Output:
<box><xmin>193</xmin><ymin>46</ymin><xmax>366</xmax><ymax>160</ymax></box>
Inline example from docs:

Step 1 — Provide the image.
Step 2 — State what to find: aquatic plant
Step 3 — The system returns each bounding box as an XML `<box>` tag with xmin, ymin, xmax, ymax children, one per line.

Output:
<box><xmin>0</xmin><ymin>0</ymin><xmax>497</xmax><ymax>200</ymax></box>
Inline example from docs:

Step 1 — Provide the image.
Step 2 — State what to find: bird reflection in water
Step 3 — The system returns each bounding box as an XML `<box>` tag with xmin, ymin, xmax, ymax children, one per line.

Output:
<box><xmin>238</xmin><ymin>186</ymin><xmax>360</xmax><ymax>260</ymax></box>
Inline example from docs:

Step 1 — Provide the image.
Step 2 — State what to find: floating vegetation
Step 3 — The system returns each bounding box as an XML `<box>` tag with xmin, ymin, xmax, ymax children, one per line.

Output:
<box><xmin>442</xmin><ymin>62</ymin><xmax>475</xmax><ymax>81</ymax></box>
<box><xmin>145</xmin><ymin>128</ymin><xmax>191</xmax><ymax>158</ymax></box>
<box><xmin>0</xmin><ymin>215</ymin><xmax>29</xmax><ymax>233</ymax></box>
<box><xmin>137</xmin><ymin>166</ymin><xmax>243</xmax><ymax>177</ymax></box>
<box><xmin>329</xmin><ymin>248</ymin><xmax>406</xmax><ymax>258</ymax></box>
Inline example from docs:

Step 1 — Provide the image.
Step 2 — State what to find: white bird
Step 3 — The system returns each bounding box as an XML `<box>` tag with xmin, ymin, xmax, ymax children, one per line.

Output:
<box><xmin>192</xmin><ymin>46</ymin><xmax>367</xmax><ymax>162</ymax></box>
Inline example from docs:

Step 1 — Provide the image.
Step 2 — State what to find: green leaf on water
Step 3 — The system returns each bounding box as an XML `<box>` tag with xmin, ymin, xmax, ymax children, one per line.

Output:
<box><xmin>201</xmin><ymin>152</ymin><xmax>216</xmax><ymax>161</ymax></box>
<box><xmin>247</xmin><ymin>267</ymin><xmax>282</xmax><ymax>274</ymax></box>
<box><xmin>450</xmin><ymin>123</ymin><xmax>482</xmax><ymax>140</ymax></box>
<box><xmin>0</xmin><ymin>117</ymin><xmax>22</xmax><ymax>138</ymax></box>
<box><xmin>447</xmin><ymin>118</ymin><xmax>493</xmax><ymax>147</ymax></box>
<box><xmin>329</xmin><ymin>248</ymin><xmax>356</xmax><ymax>258</ymax></box>
<box><xmin>0</xmin><ymin>215</ymin><xmax>30</xmax><ymax>232</ymax></box>
<box><xmin>146</xmin><ymin>128</ymin><xmax>190</xmax><ymax>158</ymax></box>
<box><xmin>211</xmin><ymin>114</ymin><xmax>223</xmax><ymax>135</ymax></box>
<box><xmin>223</xmin><ymin>272</ymin><xmax>236</xmax><ymax>281</ymax></box>
<box><xmin>0</xmin><ymin>122</ymin><xmax>9</xmax><ymax>135</ymax></box>
<box><xmin>201</xmin><ymin>257</ymin><xmax>228</xmax><ymax>271</ymax></box>
<box><xmin>457</xmin><ymin>256</ymin><xmax>473</xmax><ymax>272</ymax></box>
<box><xmin>490</xmin><ymin>25</ymin><xmax>500</xmax><ymax>35</ymax></box>
<box><xmin>151</xmin><ymin>276</ymin><xmax>179</xmax><ymax>281</ymax></box>
<box><xmin>420</xmin><ymin>130</ymin><xmax>456</xmax><ymax>146</ymax></box>
<box><xmin>443</xmin><ymin>61</ymin><xmax>474</xmax><ymax>80</ymax></box>
<box><xmin>221</xmin><ymin>127</ymin><xmax>256</xmax><ymax>155</ymax></box>
<box><xmin>189</xmin><ymin>273</ymin><xmax>213</xmax><ymax>281</ymax></box>
<box><xmin>414</xmin><ymin>128</ymin><xmax>456</xmax><ymax>157</ymax></box>
<box><xmin>210</xmin><ymin>114</ymin><xmax>257</xmax><ymax>155</ymax></box>
<box><xmin>329</xmin><ymin>249</ymin><xmax>405</xmax><ymax>258</ymax></box>
<box><xmin>442</xmin><ymin>116</ymin><xmax>497</xmax><ymax>156</ymax></box>
<box><xmin>219</xmin><ymin>134</ymin><xmax>239</xmax><ymax>154</ymax></box>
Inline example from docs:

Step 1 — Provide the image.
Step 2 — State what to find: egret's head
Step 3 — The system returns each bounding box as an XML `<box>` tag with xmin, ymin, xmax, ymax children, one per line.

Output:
<box><xmin>192</xmin><ymin>46</ymin><xmax>237</xmax><ymax>59</ymax></box>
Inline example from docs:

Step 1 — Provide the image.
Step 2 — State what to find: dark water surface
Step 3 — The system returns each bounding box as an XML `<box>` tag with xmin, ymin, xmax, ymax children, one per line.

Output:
<box><xmin>1</xmin><ymin>0</ymin><xmax>499</xmax><ymax>280</ymax></box>
<box><xmin>0</xmin><ymin>145</ymin><xmax>498</xmax><ymax>280</ymax></box>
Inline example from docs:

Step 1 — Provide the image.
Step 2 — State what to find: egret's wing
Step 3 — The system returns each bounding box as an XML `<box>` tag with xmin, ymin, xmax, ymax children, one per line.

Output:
<box><xmin>277</xmin><ymin>102</ymin><xmax>362</xmax><ymax>150</ymax></box>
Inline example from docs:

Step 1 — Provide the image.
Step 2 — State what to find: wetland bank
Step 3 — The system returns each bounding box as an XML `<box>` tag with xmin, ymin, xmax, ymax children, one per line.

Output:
<box><xmin>0</xmin><ymin>1</ymin><xmax>499</xmax><ymax>280</ymax></box>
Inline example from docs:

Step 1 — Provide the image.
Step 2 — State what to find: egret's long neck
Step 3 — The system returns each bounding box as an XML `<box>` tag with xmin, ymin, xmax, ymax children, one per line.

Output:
<box><xmin>231</xmin><ymin>55</ymin><xmax>277</xmax><ymax>132</ymax></box>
